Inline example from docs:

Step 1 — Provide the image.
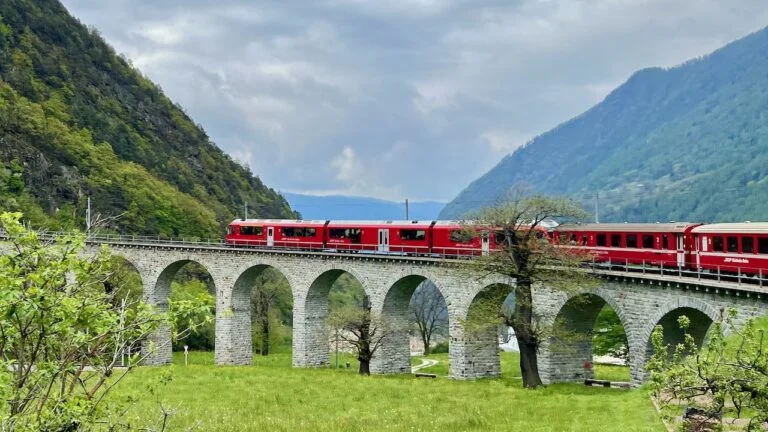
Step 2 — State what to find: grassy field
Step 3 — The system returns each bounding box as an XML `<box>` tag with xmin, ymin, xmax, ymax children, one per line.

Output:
<box><xmin>109</xmin><ymin>351</ymin><xmax>662</xmax><ymax>431</ymax></box>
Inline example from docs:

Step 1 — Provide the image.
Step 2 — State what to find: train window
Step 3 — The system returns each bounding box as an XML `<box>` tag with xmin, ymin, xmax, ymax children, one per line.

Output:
<box><xmin>227</xmin><ymin>225</ymin><xmax>235</xmax><ymax>235</ymax></box>
<box><xmin>597</xmin><ymin>234</ymin><xmax>607</xmax><ymax>247</ymax></box>
<box><xmin>743</xmin><ymin>237</ymin><xmax>754</xmax><ymax>253</ymax></box>
<box><xmin>281</xmin><ymin>227</ymin><xmax>306</xmax><ymax>237</ymax></box>
<box><xmin>450</xmin><ymin>230</ymin><xmax>475</xmax><ymax>243</ymax></box>
<box><xmin>759</xmin><ymin>238</ymin><xmax>768</xmax><ymax>254</ymax></box>
<box><xmin>643</xmin><ymin>234</ymin><xmax>655</xmax><ymax>249</ymax></box>
<box><xmin>569</xmin><ymin>234</ymin><xmax>577</xmax><ymax>244</ymax></box>
<box><xmin>240</xmin><ymin>226</ymin><xmax>263</xmax><ymax>236</ymax></box>
<box><xmin>712</xmin><ymin>236</ymin><xmax>724</xmax><ymax>252</ymax></box>
<box><xmin>581</xmin><ymin>236</ymin><xmax>588</xmax><ymax>246</ymax></box>
<box><xmin>611</xmin><ymin>234</ymin><xmax>622</xmax><ymax>248</ymax></box>
<box><xmin>494</xmin><ymin>231</ymin><xmax>506</xmax><ymax>244</ymax></box>
<box><xmin>400</xmin><ymin>229</ymin><xmax>426</xmax><ymax>241</ymax></box>
<box><xmin>559</xmin><ymin>233</ymin><xmax>567</xmax><ymax>244</ymax></box>
<box><xmin>329</xmin><ymin>228</ymin><xmax>362</xmax><ymax>243</ymax></box>
<box><xmin>662</xmin><ymin>234</ymin><xmax>669</xmax><ymax>250</ymax></box>
<box><xmin>626</xmin><ymin>234</ymin><xmax>637</xmax><ymax>248</ymax></box>
<box><xmin>307</xmin><ymin>228</ymin><xmax>316</xmax><ymax>236</ymax></box>
<box><xmin>727</xmin><ymin>236</ymin><xmax>739</xmax><ymax>253</ymax></box>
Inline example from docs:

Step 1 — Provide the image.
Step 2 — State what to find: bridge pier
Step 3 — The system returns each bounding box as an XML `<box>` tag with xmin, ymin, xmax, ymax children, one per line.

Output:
<box><xmin>448</xmin><ymin>317</ymin><xmax>500</xmax><ymax>379</ymax></box>
<box><xmin>370</xmin><ymin>277</ymin><xmax>417</xmax><ymax>375</ymax></box>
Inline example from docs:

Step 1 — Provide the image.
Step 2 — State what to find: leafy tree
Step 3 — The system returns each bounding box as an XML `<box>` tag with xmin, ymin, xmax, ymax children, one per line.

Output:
<box><xmin>463</xmin><ymin>189</ymin><xmax>595</xmax><ymax>388</ymax></box>
<box><xmin>592</xmin><ymin>305</ymin><xmax>629</xmax><ymax>361</ymax></box>
<box><xmin>171</xmin><ymin>280</ymin><xmax>216</xmax><ymax>351</ymax></box>
<box><xmin>250</xmin><ymin>268</ymin><xmax>292</xmax><ymax>355</ymax></box>
<box><xmin>410</xmin><ymin>280</ymin><xmax>447</xmax><ymax>356</ymax></box>
<box><xmin>648</xmin><ymin>310</ymin><xmax>768</xmax><ymax>431</ymax></box>
<box><xmin>0</xmin><ymin>212</ymin><xmax>212</xmax><ymax>430</ymax></box>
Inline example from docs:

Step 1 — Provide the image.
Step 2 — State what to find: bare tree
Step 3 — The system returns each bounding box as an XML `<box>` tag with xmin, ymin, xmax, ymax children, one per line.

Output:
<box><xmin>410</xmin><ymin>280</ymin><xmax>448</xmax><ymax>356</ymax></box>
<box><xmin>327</xmin><ymin>295</ymin><xmax>393</xmax><ymax>375</ymax></box>
<box><xmin>463</xmin><ymin>188</ymin><xmax>596</xmax><ymax>388</ymax></box>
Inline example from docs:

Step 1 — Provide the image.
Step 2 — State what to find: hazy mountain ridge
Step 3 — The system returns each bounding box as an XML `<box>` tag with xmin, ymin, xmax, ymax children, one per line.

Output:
<box><xmin>0</xmin><ymin>0</ymin><xmax>293</xmax><ymax>237</ymax></box>
<box><xmin>441</xmin><ymin>26</ymin><xmax>768</xmax><ymax>223</ymax></box>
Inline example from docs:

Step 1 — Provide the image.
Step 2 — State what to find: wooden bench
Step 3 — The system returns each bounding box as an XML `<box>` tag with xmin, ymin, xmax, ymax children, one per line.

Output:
<box><xmin>414</xmin><ymin>373</ymin><xmax>437</xmax><ymax>378</ymax></box>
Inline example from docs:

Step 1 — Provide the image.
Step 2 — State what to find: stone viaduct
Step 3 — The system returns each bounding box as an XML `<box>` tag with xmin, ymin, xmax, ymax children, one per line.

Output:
<box><xmin>80</xmin><ymin>240</ymin><xmax>768</xmax><ymax>386</ymax></box>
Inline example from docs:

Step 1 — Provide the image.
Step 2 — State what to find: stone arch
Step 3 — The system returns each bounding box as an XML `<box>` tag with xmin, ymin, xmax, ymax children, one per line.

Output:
<box><xmin>450</xmin><ymin>280</ymin><xmax>516</xmax><ymax>379</ymax></box>
<box><xmin>143</xmin><ymin>259</ymin><xmax>217</xmax><ymax>365</ymax></box>
<box><xmin>540</xmin><ymin>289</ymin><xmax>631</xmax><ymax>384</ymax></box>
<box><xmin>215</xmin><ymin>263</ymin><xmax>293</xmax><ymax>365</ymax></box>
<box><xmin>293</xmin><ymin>264</ymin><xmax>370</xmax><ymax>368</ymax></box>
<box><xmin>371</xmin><ymin>271</ymin><xmax>450</xmax><ymax>374</ymax></box>
<box><xmin>633</xmin><ymin>297</ymin><xmax>721</xmax><ymax>384</ymax></box>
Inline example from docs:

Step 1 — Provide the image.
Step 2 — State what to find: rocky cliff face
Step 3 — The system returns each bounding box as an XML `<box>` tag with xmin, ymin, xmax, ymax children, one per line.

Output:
<box><xmin>0</xmin><ymin>0</ymin><xmax>294</xmax><ymax>236</ymax></box>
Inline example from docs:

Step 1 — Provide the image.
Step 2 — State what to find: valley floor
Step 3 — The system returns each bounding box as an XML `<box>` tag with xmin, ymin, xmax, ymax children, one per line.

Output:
<box><xmin>108</xmin><ymin>351</ymin><xmax>664</xmax><ymax>431</ymax></box>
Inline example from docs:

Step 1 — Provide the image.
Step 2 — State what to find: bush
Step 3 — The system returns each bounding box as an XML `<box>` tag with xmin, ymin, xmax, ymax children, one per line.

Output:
<box><xmin>431</xmin><ymin>341</ymin><xmax>449</xmax><ymax>354</ymax></box>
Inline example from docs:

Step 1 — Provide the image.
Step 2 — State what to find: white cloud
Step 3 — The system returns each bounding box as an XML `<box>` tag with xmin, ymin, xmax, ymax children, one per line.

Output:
<box><xmin>61</xmin><ymin>0</ymin><xmax>768</xmax><ymax>202</ymax></box>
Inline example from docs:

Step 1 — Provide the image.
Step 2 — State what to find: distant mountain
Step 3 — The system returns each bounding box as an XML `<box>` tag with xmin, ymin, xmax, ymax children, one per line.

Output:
<box><xmin>0</xmin><ymin>0</ymin><xmax>293</xmax><ymax>238</ymax></box>
<box><xmin>283</xmin><ymin>193</ymin><xmax>445</xmax><ymax>221</ymax></box>
<box><xmin>441</xmin><ymin>26</ymin><xmax>768</xmax><ymax>223</ymax></box>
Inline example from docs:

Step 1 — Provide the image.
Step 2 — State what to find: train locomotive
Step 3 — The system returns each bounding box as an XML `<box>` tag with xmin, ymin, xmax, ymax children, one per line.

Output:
<box><xmin>225</xmin><ymin>219</ymin><xmax>768</xmax><ymax>276</ymax></box>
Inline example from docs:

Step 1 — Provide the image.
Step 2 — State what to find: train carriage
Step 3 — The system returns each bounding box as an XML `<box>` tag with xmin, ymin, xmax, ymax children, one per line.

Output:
<box><xmin>325</xmin><ymin>220</ymin><xmax>433</xmax><ymax>254</ymax></box>
<box><xmin>553</xmin><ymin>223</ymin><xmax>701</xmax><ymax>268</ymax></box>
<box><xmin>226</xmin><ymin>219</ymin><xmax>326</xmax><ymax>249</ymax></box>
<box><xmin>692</xmin><ymin>223</ymin><xmax>768</xmax><ymax>276</ymax></box>
<box><xmin>430</xmin><ymin>221</ymin><xmax>491</xmax><ymax>256</ymax></box>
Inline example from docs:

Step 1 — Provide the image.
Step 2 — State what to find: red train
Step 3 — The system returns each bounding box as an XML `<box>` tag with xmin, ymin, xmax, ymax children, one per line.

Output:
<box><xmin>225</xmin><ymin>219</ymin><xmax>768</xmax><ymax>276</ymax></box>
<box><xmin>225</xmin><ymin>219</ymin><xmax>502</xmax><ymax>256</ymax></box>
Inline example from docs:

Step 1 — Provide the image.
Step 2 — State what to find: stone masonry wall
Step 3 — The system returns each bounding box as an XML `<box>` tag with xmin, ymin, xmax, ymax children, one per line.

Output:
<box><xmin>81</xmin><ymin>244</ymin><xmax>768</xmax><ymax>386</ymax></box>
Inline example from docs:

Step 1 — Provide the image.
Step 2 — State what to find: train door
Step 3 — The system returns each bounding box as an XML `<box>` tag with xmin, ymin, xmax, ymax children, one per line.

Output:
<box><xmin>481</xmin><ymin>230</ymin><xmax>490</xmax><ymax>256</ymax></box>
<box><xmin>378</xmin><ymin>229</ymin><xmax>390</xmax><ymax>252</ymax></box>
<box><xmin>267</xmin><ymin>227</ymin><xmax>274</xmax><ymax>247</ymax></box>
<box><xmin>676</xmin><ymin>234</ymin><xmax>684</xmax><ymax>267</ymax></box>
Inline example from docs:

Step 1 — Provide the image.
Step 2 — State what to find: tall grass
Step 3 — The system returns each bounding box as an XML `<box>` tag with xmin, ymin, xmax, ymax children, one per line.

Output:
<box><xmin>109</xmin><ymin>351</ymin><xmax>661</xmax><ymax>431</ymax></box>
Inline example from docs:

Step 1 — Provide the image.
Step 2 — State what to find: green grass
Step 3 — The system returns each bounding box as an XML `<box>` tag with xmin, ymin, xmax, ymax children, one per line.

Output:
<box><xmin>109</xmin><ymin>351</ymin><xmax>663</xmax><ymax>431</ymax></box>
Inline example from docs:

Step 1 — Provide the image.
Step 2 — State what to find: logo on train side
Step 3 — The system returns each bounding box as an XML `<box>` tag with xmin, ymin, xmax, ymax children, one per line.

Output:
<box><xmin>724</xmin><ymin>257</ymin><xmax>750</xmax><ymax>264</ymax></box>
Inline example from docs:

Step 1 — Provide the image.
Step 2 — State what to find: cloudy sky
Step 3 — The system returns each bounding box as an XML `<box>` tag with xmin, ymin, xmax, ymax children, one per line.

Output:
<box><xmin>61</xmin><ymin>0</ymin><xmax>768</xmax><ymax>202</ymax></box>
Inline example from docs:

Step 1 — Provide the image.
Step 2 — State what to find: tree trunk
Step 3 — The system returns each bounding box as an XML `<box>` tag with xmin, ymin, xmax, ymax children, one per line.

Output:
<box><xmin>422</xmin><ymin>332</ymin><xmax>431</xmax><ymax>356</ymax></box>
<box><xmin>358</xmin><ymin>357</ymin><xmax>370</xmax><ymax>375</ymax></box>
<box><xmin>260</xmin><ymin>297</ymin><xmax>270</xmax><ymax>356</ymax></box>
<box><xmin>513</xmin><ymin>280</ymin><xmax>543</xmax><ymax>388</ymax></box>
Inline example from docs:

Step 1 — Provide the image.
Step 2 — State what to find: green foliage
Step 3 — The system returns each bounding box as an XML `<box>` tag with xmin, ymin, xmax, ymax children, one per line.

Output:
<box><xmin>648</xmin><ymin>309</ymin><xmax>768</xmax><ymax>430</ymax></box>
<box><xmin>170</xmin><ymin>280</ymin><xmax>216</xmax><ymax>351</ymax></box>
<box><xmin>250</xmin><ymin>268</ymin><xmax>293</xmax><ymax>355</ymax></box>
<box><xmin>0</xmin><ymin>212</ymin><xmax>162</xmax><ymax>430</ymax></box>
<box><xmin>431</xmin><ymin>341</ymin><xmax>449</xmax><ymax>354</ymax></box>
<box><xmin>329</xmin><ymin>273</ymin><xmax>366</xmax><ymax>311</ymax></box>
<box><xmin>0</xmin><ymin>0</ymin><xmax>293</xmax><ymax>237</ymax></box>
<box><xmin>442</xmin><ymin>27</ymin><xmax>768</xmax><ymax>223</ymax></box>
<box><xmin>593</xmin><ymin>305</ymin><xmax>629</xmax><ymax>360</ymax></box>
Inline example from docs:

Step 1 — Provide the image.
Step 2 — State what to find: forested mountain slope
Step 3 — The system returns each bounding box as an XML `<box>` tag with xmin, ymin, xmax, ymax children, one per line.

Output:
<box><xmin>0</xmin><ymin>0</ymin><xmax>293</xmax><ymax>238</ymax></box>
<box><xmin>440</xmin><ymin>26</ymin><xmax>768</xmax><ymax>223</ymax></box>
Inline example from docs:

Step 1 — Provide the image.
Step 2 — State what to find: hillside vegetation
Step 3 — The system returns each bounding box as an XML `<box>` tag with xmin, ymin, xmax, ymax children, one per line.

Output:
<box><xmin>0</xmin><ymin>0</ymin><xmax>293</xmax><ymax>237</ymax></box>
<box><xmin>441</xmin><ymin>26</ymin><xmax>768</xmax><ymax>223</ymax></box>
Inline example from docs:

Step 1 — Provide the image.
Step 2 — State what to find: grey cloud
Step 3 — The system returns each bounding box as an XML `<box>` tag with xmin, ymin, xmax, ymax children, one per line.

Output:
<box><xmin>62</xmin><ymin>0</ymin><xmax>768</xmax><ymax>201</ymax></box>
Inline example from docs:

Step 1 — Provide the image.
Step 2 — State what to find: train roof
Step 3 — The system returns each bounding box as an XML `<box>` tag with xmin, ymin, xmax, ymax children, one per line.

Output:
<box><xmin>555</xmin><ymin>223</ymin><xmax>698</xmax><ymax>233</ymax></box>
<box><xmin>326</xmin><ymin>220</ymin><xmax>434</xmax><ymax>228</ymax></box>
<box><xmin>692</xmin><ymin>223</ymin><xmax>768</xmax><ymax>234</ymax></box>
<box><xmin>229</xmin><ymin>219</ymin><xmax>328</xmax><ymax>226</ymax></box>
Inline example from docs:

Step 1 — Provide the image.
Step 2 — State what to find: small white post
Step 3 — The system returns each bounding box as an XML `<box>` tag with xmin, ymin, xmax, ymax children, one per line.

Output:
<box><xmin>184</xmin><ymin>345</ymin><xmax>189</xmax><ymax>366</ymax></box>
